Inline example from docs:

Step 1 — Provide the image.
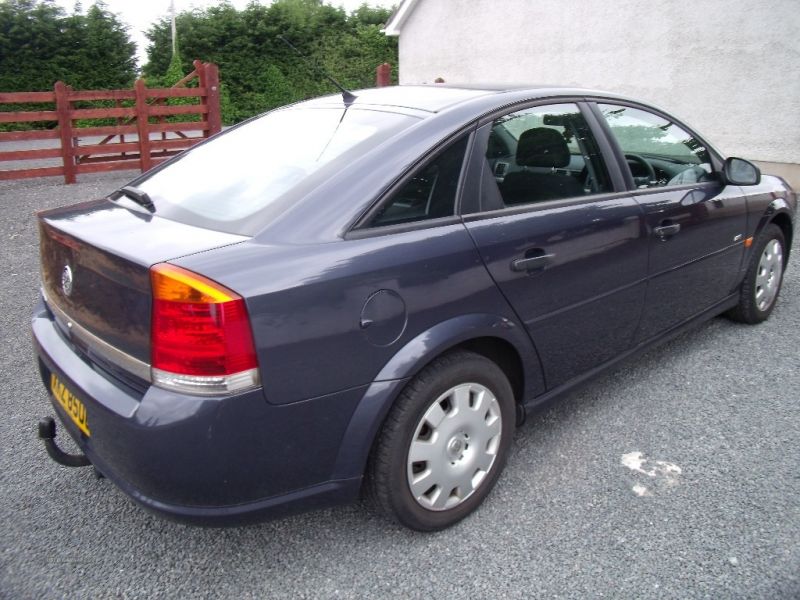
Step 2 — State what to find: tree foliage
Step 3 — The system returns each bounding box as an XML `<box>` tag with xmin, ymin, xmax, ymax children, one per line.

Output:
<box><xmin>143</xmin><ymin>0</ymin><xmax>397</xmax><ymax>124</ymax></box>
<box><xmin>0</xmin><ymin>0</ymin><xmax>137</xmax><ymax>92</ymax></box>
<box><xmin>0</xmin><ymin>0</ymin><xmax>396</xmax><ymax>127</ymax></box>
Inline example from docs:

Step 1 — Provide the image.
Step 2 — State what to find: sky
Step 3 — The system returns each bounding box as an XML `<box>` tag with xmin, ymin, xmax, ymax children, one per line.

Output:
<box><xmin>52</xmin><ymin>0</ymin><xmax>393</xmax><ymax>67</ymax></box>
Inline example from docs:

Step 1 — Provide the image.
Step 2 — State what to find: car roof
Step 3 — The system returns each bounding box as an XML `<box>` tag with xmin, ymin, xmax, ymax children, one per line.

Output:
<box><xmin>298</xmin><ymin>84</ymin><xmax>627</xmax><ymax>114</ymax></box>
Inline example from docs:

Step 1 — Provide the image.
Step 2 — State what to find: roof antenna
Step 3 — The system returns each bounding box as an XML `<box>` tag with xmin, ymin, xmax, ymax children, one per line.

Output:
<box><xmin>278</xmin><ymin>35</ymin><xmax>357</xmax><ymax>106</ymax></box>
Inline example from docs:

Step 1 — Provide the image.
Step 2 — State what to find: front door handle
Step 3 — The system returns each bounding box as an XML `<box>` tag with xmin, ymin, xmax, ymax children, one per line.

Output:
<box><xmin>653</xmin><ymin>223</ymin><xmax>681</xmax><ymax>239</ymax></box>
<box><xmin>511</xmin><ymin>253</ymin><xmax>555</xmax><ymax>272</ymax></box>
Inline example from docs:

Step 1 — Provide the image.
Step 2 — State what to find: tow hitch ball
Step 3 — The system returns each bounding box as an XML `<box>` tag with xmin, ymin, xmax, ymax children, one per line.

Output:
<box><xmin>38</xmin><ymin>417</ymin><xmax>91</xmax><ymax>468</ymax></box>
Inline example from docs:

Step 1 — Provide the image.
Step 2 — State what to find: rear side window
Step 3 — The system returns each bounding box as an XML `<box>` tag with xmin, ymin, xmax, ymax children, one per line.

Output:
<box><xmin>369</xmin><ymin>135</ymin><xmax>469</xmax><ymax>227</ymax></box>
<box><xmin>133</xmin><ymin>107</ymin><xmax>418</xmax><ymax>235</ymax></box>
<box><xmin>480</xmin><ymin>103</ymin><xmax>611</xmax><ymax>210</ymax></box>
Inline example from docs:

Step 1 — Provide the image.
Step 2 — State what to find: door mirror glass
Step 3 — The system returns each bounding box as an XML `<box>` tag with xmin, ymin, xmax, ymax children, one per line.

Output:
<box><xmin>724</xmin><ymin>157</ymin><xmax>761</xmax><ymax>186</ymax></box>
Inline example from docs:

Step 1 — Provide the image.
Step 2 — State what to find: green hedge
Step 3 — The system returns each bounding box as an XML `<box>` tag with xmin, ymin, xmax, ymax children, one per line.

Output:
<box><xmin>143</xmin><ymin>1</ymin><xmax>399</xmax><ymax>125</ymax></box>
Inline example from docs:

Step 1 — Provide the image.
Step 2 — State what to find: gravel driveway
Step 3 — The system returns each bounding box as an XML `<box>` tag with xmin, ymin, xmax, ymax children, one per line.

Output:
<box><xmin>1</xmin><ymin>172</ymin><xmax>798</xmax><ymax>599</ymax></box>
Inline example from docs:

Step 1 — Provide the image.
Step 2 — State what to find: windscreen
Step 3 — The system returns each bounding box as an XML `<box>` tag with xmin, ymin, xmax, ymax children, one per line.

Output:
<box><xmin>133</xmin><ymin>107</ymin><xmax>418</xmax><ymax>235</ymax></box>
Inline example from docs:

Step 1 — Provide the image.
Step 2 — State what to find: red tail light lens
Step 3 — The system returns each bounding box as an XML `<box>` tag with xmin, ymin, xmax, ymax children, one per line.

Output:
<box><xmin>150</xmin><ymin>263</ymin><xmax>259</xmax><ymax>395</ymax></box>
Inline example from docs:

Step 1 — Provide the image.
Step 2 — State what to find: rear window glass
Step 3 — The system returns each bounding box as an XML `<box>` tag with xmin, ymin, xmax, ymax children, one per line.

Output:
<box><xmin>133</xmin><ymin>107</ymin><xmax>418</xmax><ymax>235</ymax></box>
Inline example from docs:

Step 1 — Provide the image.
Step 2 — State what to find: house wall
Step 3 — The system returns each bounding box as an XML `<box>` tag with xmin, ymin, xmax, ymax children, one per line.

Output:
<box><xmin>397</xmin><ymin>0</ymin><xmax>800</xmax><ymax>183</ymax></box>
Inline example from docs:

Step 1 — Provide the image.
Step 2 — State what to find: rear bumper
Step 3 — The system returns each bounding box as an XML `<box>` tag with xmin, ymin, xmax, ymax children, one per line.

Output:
<box><xmin>32</xmin><ymin>297</ymin><xmax>365</xmax><ymax>525</ymax></box>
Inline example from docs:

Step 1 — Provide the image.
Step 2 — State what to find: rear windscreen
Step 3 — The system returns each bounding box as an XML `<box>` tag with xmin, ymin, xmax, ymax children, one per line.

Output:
<box><xmin>132</xmin><ymin>107</ymin><xmax>418</xmax><ymax>235</ymax></box>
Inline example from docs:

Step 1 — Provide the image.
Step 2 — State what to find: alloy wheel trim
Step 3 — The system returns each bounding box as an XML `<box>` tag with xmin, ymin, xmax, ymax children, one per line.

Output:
<box><xmin>755</xmin><ymin>238</ymin><xmax>783</xmax><ymax>311</ymax></box>
<box><xmin>406</xmin><ymin>382</ymin><xmax>502</xmax><ymax>512</ymax></box>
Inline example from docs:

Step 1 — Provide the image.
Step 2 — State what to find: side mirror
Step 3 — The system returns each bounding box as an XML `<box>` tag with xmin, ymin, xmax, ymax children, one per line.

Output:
<box><xmin>723</xmin><ymin>157</ymin><xmax>761</xmax><ymax>186</ymax></box>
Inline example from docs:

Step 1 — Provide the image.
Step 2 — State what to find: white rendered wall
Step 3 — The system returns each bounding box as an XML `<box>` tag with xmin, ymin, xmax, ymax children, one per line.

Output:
<box><xmin>397</xmin><ymin>0</ymin><xmax>800</xmax><ymax>166</ymax></box>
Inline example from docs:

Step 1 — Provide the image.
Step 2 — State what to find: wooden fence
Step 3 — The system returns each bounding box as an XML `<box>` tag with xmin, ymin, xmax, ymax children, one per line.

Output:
<box><xmin>0</xmin><ymin>60</ymin><xmax>221</xmax><ymax>184</ymax></box>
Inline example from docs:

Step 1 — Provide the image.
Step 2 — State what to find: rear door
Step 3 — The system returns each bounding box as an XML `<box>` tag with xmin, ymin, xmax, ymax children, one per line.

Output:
<box><xmin>591</xmin><ymin>102</ymin><xmax>749</xmax><ymax>341</ymax></box>
<box><xmin>462</xmin><ymin>101</ymin><xmax>648</xmax><ymax>390</ymax></box>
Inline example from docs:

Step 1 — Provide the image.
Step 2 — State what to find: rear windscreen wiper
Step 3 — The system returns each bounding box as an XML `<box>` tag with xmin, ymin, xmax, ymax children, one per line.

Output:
<box><xmin>114</xmin><ymin>186</ymin><xmax>155</xmax><ymax>213</ymax></box>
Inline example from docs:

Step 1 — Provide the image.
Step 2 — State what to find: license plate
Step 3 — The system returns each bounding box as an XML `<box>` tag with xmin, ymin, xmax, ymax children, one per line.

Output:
<box><xmin>50</xmin><ymin>372</ymin><xmax>91</xmax><ymax>437</ymax></box>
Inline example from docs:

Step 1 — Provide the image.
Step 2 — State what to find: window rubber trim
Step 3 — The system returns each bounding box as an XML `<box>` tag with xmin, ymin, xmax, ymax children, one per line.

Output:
<box><xmin>345</xmin><ymin>215</ymin><xmax>464</xmax><ymax>239</ymax></box>
<box><xmin>459</xmin><ymin>189</ymin><xmax>637</xmax><ymax>224</ymax></box>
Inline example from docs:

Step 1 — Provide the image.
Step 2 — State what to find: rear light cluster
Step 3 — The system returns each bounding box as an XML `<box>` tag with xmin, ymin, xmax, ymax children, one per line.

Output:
<box><xmin>150</xmin><ymin>263</ymin><xmax>260</xmax><ymax>396</ymax></box>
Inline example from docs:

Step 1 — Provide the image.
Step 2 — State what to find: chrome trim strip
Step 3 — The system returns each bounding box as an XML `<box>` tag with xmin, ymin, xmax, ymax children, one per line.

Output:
<box><xmin>44</xmin><ymin>292</ymin><xmax>152</xmax><ymax>382</ymax></box>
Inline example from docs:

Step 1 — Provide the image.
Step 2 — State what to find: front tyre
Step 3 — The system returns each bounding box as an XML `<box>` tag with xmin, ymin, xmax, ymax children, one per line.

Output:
<box><xmin>728</xmin><ymin>224</ymin><xmax>787</xmax><ymax>324</ymax></box>
<box><xmin>366</xmin><ymin>350</ymin><xmax>515</xmax><ymax>531</ymax></box>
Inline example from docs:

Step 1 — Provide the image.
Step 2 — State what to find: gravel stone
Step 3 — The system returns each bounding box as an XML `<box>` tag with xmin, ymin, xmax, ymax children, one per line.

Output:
<box><xmin>1</xmin><ymin>171</ymin><xmax>798</xmax><ymax>599</ymax></box>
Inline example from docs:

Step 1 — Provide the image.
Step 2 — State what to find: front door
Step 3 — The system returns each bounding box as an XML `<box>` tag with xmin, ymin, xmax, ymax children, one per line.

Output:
<box><xmin>463</xmin><ymin>102</ymin><xmax>648</xmax><ymax>390</ymax></box>
<box><xmin>594</xmin><ymin>103</ymin><xmax>749</xmax><ymax>341</ymax></box>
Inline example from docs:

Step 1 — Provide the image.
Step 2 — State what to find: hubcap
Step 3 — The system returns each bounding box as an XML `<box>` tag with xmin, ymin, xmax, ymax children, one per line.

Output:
<box><xmin>406</xmin><ymin>383</ymin><xmax>502</xmax><ymax>511</ymax></box>
<box><xmin>755</xmin><ymin>239</ymin><xmax>783</xmax><ymax>311</ymax></box>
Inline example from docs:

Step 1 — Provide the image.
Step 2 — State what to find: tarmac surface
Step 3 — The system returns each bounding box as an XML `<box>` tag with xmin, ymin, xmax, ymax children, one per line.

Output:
<box><xmin>1</xmin><ymin>172</ymin><xmax>798</xmax><ymax>599</ymax></box>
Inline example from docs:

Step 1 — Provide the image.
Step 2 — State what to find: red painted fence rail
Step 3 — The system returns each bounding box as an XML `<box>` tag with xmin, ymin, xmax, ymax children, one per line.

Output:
<box><xmin>0</xmin><ymin>60</ymin><xmax>221</xmax><ymax>184</ymax></box>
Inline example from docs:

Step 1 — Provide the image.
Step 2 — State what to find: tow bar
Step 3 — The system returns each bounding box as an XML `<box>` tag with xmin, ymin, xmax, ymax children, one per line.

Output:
<box><xmin>38</xmin><ymin>416</ymin><xmax>91</xmax><ymax>467</ymax></box>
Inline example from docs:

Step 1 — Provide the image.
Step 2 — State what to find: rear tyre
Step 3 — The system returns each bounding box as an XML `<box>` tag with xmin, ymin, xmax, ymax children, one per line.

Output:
<box><xmin>727</xmin><ymin>224</ymin><xmax>786</xmax><ymax>324</ymax></box>
<box><xmin>365</xmin><ymin>350</ymin><xmax>515</xmax><ymax>531</ymax></box>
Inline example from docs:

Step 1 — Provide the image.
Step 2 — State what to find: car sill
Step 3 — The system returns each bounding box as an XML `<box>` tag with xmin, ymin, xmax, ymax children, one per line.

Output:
<box><xmin>521</xmin><ymin>293</ymin><xmax>739</xmax><ymax>414</ymax></box>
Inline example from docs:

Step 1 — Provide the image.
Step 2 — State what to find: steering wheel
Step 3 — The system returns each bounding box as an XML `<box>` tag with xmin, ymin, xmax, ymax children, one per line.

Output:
<box><xmin>624</xmin><ymin>153</ymin><xmax>656</xmax><ymax>188</ymax></box>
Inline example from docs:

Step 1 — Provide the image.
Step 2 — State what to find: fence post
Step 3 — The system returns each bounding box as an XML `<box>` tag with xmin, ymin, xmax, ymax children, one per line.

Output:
<box><xmin>54</xmin><ymin>81</ymin><xmax>76</xmax><ymax>184</ymax></box>
<box><xmin>193</xmin><ymin>59</ymin><xmax>204</xmax><ymax>82</ymax></box>
<box><xmin>205</xmin><ymin>63</ymin><xmax>222</xmax><ymax>136</ymax></box>
<box><xmin>134</xmin><ymin>78</ymin><xmax>152</xmax><ymax>173</ymax></box>
<box><xmin>376</xmin><ymin>63</ymin><xmax>391</xmax><ymax>87</ymax></box>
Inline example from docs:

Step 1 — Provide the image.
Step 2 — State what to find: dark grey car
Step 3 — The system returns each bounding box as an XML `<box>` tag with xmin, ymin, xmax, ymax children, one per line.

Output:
<box><xmin>33</xmin><ymin>85</ymin><xmax>795</xmax><ymax>530</ymax></box>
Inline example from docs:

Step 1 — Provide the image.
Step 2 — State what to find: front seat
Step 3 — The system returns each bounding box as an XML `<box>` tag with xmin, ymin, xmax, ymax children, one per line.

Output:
<box><xmin>501</xmin><ymin>127</ymin><xmax>585</xmax><ymax>204</ymax></box>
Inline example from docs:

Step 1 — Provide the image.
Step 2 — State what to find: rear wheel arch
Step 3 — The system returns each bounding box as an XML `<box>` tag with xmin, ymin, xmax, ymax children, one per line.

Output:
<box><xmin>364</xmin><ymin>349</ymin><xmax>516</xmax><ymax>530</ymax></box>
<box><xmin>370</xmin><ymin>314</ymin><xmax>543</xmax><ymax>407</ymax></box>
<box><xmin>458</xmin><ymin>336</ymin><xmax>525</xmax><ymax>415</ymax></box>
<box><xmin>330</xmin><ymin>315</ymin><xmax>541</xmax><ymax>483</ymax></box>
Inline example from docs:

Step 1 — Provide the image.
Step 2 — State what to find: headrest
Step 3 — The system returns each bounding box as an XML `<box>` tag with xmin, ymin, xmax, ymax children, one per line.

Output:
<box><xmin>516</xmin><ymin>127</ymin><xmax>570</xmax><ymax>168</ymax></box>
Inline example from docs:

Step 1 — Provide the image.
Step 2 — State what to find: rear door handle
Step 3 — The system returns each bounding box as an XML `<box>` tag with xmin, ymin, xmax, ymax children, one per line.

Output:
<box><xmin>511</xmin><ymin>253</ymin><xmax>554</xmax><ymax>272</ymax></box>
<box><xmin>653</xmin><ymin>223</ymin><xmax>681</xmax><ymax>239</ymax></box>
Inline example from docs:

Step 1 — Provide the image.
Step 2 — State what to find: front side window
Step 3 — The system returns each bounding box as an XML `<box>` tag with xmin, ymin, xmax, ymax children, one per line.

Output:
<box><xmin>598</xmin><ymin>104</ymin><xmax>714</xmax><ymax>189</ymax></box>
<box><xmin>369</xmin><ymin>136</ymin><xmax>469</xmax><ymax>227</ymax></box>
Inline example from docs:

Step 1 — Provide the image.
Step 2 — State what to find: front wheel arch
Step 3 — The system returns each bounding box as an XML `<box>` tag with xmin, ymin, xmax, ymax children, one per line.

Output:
<box><xmin>750</xmin><ymin>199</ymin><xmax>793</xmax><ymax>265</ymax></box>
<box><xmin>770</xmin><ymin>212</ymin><xmax>793</xmax><ymax>261</ymax></box>
<box><xmin>727</xmin><ymin>223</ymin><xmax>786</xmax><ymax>323</ymax></box>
